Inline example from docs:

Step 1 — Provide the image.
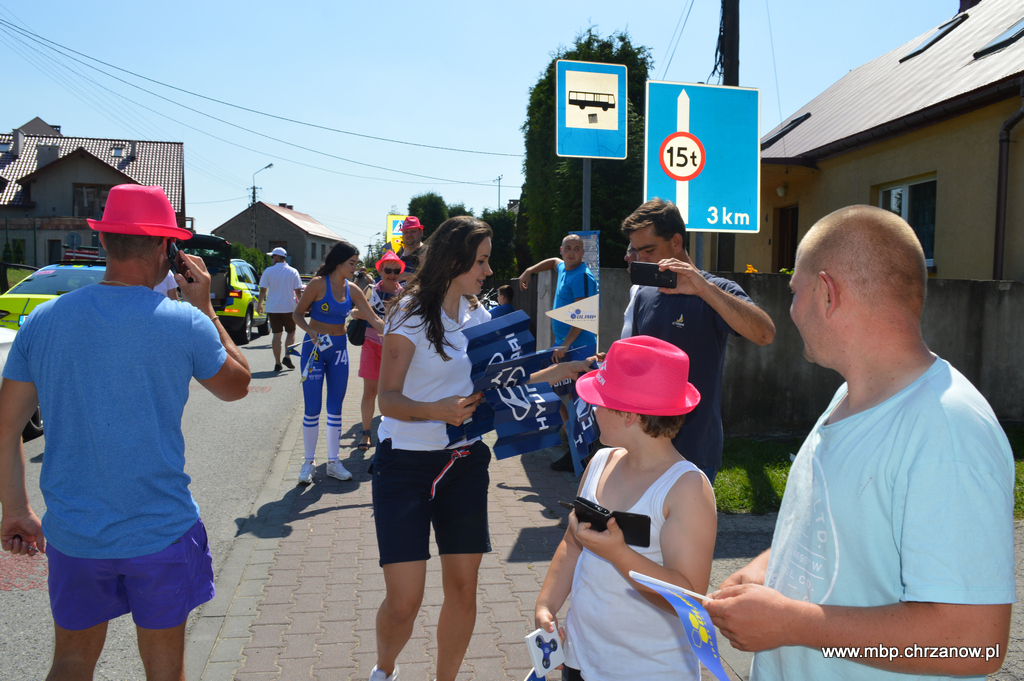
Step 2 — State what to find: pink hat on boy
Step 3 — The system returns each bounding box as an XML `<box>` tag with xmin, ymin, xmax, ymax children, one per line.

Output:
<box><xmin>575</xmin><ymin>336</ymin><xmax>700</xmax><ymax>416</ymax></box>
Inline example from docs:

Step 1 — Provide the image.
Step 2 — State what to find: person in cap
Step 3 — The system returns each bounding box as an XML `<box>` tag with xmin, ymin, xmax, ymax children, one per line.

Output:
<box><xmin>0</xmin><ymin>184</ymin><xmax>251</xmax><ymax>679</ymax></box>
<box><xmin>352</xmin><ymin>250</ymin><xmax>405</xmax><ymax>451</ymax></box>
<box><xmin>258</xmin><ymin>246</ymin><xmax>303</xmax><ymax>372</ymax></box>
<box><xmin>621</xmin><ymin>198</ymin><xmax>775</xmax><ymax>484</ymax></box>
<box><xmin>534</xmin><ymin>335</ymin><xmax>717</xmax><ymax>681</ymax></box>
<box><xmin>396</xmin><ymin>215</ymin><xmax>427</xmax><ymax>279</ymax></box>
<box><xmin>292</xmin><ymin>239</ymin><xmax>384</xmax><ymax>484</ymax></box>
<box><xmin>705</xmin><ymin>206</ymin><xmax>1014</xmax><ymax>679</ymax></box>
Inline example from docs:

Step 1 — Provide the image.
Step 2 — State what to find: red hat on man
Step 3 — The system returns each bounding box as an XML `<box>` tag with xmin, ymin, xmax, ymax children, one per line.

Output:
<box><xmin>400</xmin><ymin>216</ymin><xmax>423</xmax><ymax>232</ymax></box>
<box><xmin>576</xmin><ymin>335</ymin><xmax>700</xmax><ymax>416</ymax></box>
<box><xmin>375</xmin><ymin>250</ymin><xmax>406</xmax><ymax>274</ymax></box>
<box><xmin>87</xmin><ymin>184</ymin><xmax>193</xmax><ymax>240</ymax></box>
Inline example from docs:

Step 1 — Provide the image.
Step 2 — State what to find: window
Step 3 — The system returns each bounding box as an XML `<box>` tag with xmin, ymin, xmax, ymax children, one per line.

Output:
<box><xmin>111</xmin><ymin>147</ymin><xmax>124</xmax><ymax>157</ymax></box>
<box><xmin>974</xmin><ymin>16</ymin><xmax>1024</xmax><ymax>59</ymax></box>
<box><xmin>311</xmin><ymin>242</ymin><xmax>317</xmax><ymax>260</ymax></box>
<box><xmin>73</xmin><ymin>184</ymin><xmax>114</xmax><ymax>219</ymax></box>
<box><xmin>0</xmin><ymin>143</ymin><xmax>10</xmax><ymax>153</ymax></box>
<box><xmin>880</xmin><ymin>177</ymin><xmax>937</xmax><ymax>268</ymax></box>
<box><xmin>901</xmin><ymin>13</ymin><xmax>968</xmax><ymax>63</ymax></box>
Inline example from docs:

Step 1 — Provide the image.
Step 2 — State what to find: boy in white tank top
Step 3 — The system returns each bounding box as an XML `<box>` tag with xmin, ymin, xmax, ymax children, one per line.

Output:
<box><xmin>534</xmin><ymin>335</ymin><xmax>718</xmax><ymax>681</ymax></box>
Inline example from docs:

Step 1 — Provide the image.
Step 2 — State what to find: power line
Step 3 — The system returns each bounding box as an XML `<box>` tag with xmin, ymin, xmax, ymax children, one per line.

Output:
<box><xmin>0</xmin><ymin>18</ymin><xmax>522</xmax><ymax>159</ymax></box>
<box><xmin>661</xmin><ymin>0</ymin><xmax>697</xmax><ymax>80</ymax></box>
<box><xmin>0</xmin><ymin>21</ymin><xmax>505</xmax><ymax>188</ymax></box>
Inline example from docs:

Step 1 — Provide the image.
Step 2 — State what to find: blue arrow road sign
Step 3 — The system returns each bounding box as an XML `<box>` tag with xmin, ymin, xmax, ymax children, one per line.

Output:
<box><xmin>644</xmin><ymin>81</ymin><xmax>760</xmax><ymax>233</ymax></box>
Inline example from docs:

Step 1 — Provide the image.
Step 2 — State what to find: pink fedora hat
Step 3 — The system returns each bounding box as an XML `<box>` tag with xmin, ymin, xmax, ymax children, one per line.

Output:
<box><xmin>400</xmin><ymin>216</ymin><xmax>423</xmax><ymax>232</ymax></box>
<box><xmin>375</xmin><ymin>249</ymin><xmax>406</xmax><ymax>273</ymax></box>
<box><xmin>576</xmin><ymin>335</ymin><xmax>700</xmax><ymax>416</ymax></box>
<box><xmin>87</xmin><ymin>184</ymin><xmax>193</xmax><ymax>240</ymax></box>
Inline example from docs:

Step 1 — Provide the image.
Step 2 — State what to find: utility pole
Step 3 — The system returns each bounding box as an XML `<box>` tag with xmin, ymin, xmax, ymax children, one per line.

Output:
<box><xmin>496</xmin><ymin>175</ymin><xmax>503</xmax><ymax>210</ymax></box>
<box><xmin>716</xmin><ymin>0</ymin><xmax>739</xmax><ymax>272</ymax></box>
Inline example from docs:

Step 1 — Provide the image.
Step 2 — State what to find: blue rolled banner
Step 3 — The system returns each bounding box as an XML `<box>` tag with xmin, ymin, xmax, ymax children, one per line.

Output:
<box><xmin>565</xmin><ymin>384</ymin><xmax>601</xmax><ymax>476</ymax></box>
<box><xmin>628</xmin><ymin>571</ymin><xmax>730</xmax><ymax>681</ymax></box>
<box><xmin>489</xmin><ymin>383</ymin><xmax>564</xmax><ymax>459</ymax></box>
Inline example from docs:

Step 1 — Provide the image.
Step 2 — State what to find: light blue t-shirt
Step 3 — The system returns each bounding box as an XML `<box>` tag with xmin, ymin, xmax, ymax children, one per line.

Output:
<box><xmin>552</xmin><ymin>261</ymin><xmax>597</xmax><ymax>348</ymax></box>
<box><xmin>752</xmin><ymin>358</ymin><xmax>1015</xmax><ymax>681</ymax></box>
<box><xmin>2</xmin><ymin>284</ymin><xmax>226</xmax><ymax>559</ymax></box>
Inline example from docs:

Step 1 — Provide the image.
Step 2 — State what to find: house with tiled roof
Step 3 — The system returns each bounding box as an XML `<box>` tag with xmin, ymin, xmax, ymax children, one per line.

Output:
<box><xmin>0</xmin><ymin>117</ymin><xmax>185</xmax><ymax>265</ymax></box>
<box><xmin>212</xmin><ymin>202</ymin><xmax>342</xmax><ymax>275</ymax></box>
<box><xmin>738</xmin><ymin>0</ymin><xmax>1024</xmax><ymax>281</ymax></box>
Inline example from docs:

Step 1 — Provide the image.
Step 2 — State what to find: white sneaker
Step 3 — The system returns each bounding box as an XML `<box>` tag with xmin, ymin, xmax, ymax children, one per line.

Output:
<box><xmin>326</xmin><ymin>461</ymin><xmax>353</xmax><ymax>481</ymax></box>
<box><xmin>298</xmin><ymin>462</ymin><xmax>315</xmax><ymax>485</ymax></box>
<box><xmin>369</xmin><ymin>664</ymin><xmax>398</xmax><ymax>681</ymax></box>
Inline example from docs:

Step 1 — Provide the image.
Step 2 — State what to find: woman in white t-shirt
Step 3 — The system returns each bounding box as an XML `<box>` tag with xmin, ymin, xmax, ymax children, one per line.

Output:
<box><xmin>368</xmin><ymin>216</ymin><xmax>493</xmax><ymax>681</ymax></box>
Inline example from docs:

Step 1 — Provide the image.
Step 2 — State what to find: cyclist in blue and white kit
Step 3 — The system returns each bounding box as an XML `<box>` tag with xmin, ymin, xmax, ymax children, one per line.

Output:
<box><xmin>293</xmin><ymin>240</ymin><xmax>382</xmax><ymax>484</ymax></box>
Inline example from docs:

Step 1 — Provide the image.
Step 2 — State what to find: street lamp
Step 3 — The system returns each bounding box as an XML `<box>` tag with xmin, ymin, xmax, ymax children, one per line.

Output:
<box><xmin>251</xmin><ymin>163</ymin><xmax>273</xmax><ymax>249</ymax></box>
<box><xmin>367</xmin><ymin>231</ymin><xmax>381</xmax><ymax>269</ymax></box>
<box><xmin>251</xmin><ymin>163</ymin><xmax>274</xmax><ymax>206</ymax></box>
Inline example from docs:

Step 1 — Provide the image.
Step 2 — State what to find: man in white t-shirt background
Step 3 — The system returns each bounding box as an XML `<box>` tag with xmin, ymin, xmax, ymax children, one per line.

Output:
<box><xmin>257</xmin><ymin>247</ymin><xmax>303</xmax><ymax>372</ymax></box>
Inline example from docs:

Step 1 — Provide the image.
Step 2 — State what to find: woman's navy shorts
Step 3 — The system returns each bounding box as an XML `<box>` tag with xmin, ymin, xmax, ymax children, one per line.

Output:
<box><xmin>371</xmin><ymin>438</ymin><xmax>492</xmax><ymax>566</ymax></box>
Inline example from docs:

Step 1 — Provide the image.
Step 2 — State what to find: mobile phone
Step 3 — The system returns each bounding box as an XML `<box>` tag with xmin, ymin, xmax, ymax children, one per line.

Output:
<box><xmin>565</xmin><ymin>497</ymin><xmax>652</xmax><ymax>547</ymax></box>
<box><xmin>167</xmin><ymin>241</ymin><xmax>193</xmax><ymax>283</ymax></box>
<box><xmin>629</xmin><ymin>261</ymin><xmax>677</xmax><ymax>289</ymax></box>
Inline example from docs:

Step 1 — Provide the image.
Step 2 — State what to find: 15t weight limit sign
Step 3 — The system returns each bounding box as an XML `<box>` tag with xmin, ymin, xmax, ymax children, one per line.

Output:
<box><xmin>659</xmin><ymin>132</ymin><xmax>705</xmax><ymax>182</ymax></box>
<box><xmin>644</xmin><ymin>81</ymin><xmax>760</xmax><ymax>234</ymax></box>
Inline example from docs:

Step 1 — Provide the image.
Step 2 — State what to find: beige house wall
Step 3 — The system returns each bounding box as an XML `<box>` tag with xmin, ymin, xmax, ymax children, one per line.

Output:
<box><xmin>737</xmin><ymin>97</ymin><xmax>1024</xmax><ymax>281</ymax></box>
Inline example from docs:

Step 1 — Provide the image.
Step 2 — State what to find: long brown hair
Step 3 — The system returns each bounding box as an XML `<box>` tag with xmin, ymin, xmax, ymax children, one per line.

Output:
<box><xmin>388</xmin><ymin>216</ymin><xmax>492</xmax><ymax>360</ymax></box>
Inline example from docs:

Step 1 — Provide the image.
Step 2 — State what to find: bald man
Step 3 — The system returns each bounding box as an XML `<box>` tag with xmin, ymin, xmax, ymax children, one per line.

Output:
<box><xmin>704</xmin><ymin>206</ymin><xmax>1014</xmax><ymax>679</ymax></box>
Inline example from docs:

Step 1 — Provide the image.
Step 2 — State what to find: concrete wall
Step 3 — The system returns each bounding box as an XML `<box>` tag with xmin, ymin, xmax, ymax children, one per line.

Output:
<box><xmin>529</xmin><ymin>268</ymin><xmax>1023</xmax><ymax>436</ymax></box>
<box><xmin>739</xmin><ymin>97</ymin><xmax>1024</xmax><ymax>281</ymax></box>
<box><xmin>1</xmin><ymin>218</ymin><xmax>97</xmax><ymax>266</ymax></box>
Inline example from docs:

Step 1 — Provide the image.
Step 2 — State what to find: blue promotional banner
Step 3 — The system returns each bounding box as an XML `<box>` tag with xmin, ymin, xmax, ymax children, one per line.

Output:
<box><xmin>468</xmin><ymin>333</ymin><xmax>536</xmax><ymax>377</ymax></box>
<box><xmin>565</xmin><ymin>384</ymin><xmax>601</xmax><ymax>476</ymax></box>
<box><xmin>490</xmin><ymin>383</ymin><xmax>564</xmax><ymax>459</ymax></box>
<box><xmin>479</xmin><ymin>343</ymin><xmax>596</xmax><ymax>394</ymax></box>
<box><xmin>628</xmin><ymin>571</ymin><xmax>730</xmax><ymax>681</ymax></box>
<box><xmin>463</xmin><ymin>310</ymin><xmax>532</xmax><ymax>348</ymax></box>
<box><xmin>549</xmin><ymin>344</ymin><xmax>597</xmax><ymax>396</ymax></box>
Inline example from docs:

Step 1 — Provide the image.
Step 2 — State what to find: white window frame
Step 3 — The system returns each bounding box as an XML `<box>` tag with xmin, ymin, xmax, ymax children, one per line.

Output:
<box><xmin>879</xmin><ymin>175</ymin><xmax>937</xmax><ymax>269</ymax></box>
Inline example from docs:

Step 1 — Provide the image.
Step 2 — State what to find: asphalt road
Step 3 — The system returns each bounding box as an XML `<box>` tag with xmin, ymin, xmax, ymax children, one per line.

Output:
<box><xmin>0</xmin><ymin>329</ymin><xmax>315</xmax><ymax>680</ymax></box>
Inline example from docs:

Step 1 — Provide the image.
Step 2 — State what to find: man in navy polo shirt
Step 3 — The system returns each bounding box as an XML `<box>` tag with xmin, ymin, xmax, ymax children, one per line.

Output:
<box><xmin>622</xmin><ymin>198</ymin><xmax>775</xmax><ymax>483</ymax></box>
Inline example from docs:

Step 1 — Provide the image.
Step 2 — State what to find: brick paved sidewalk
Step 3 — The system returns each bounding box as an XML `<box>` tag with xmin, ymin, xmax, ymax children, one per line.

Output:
<box><xmin>195</xmin><ymin>347</ymin><xmax>767</xmax><ymax>681</ymax></box>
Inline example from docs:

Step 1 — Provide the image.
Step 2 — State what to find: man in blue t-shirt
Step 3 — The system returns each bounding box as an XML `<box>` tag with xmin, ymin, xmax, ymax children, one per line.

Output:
<box><xmin>705</xmin><ymin>205</ymin><xmax>1014</xmax><ymax>680</ymax></box>
<box><xmin>0</xmin><ymin>185</ymin><xmax>251</xmax><ymax>680</ymax></box>
<box><xmin>622</xmin><ymin>199</ymin><xmax>776</xmax><ymax>483</ymax></box>
<box><xmin>518</xmin><ymin>233</ymin><xmax>598</xmax><ymax>360</ymax></box>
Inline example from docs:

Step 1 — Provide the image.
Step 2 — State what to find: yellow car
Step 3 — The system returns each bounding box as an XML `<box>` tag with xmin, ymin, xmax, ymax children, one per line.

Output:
<box><xmin>0</xmin><ymin>262</ymin><xmax>107</xmax><ymax>332</ymax></box>
<box><xmin>179</xmin><ymin>235</ymin><xmax>267</xmax><ymax>343</ymax></box>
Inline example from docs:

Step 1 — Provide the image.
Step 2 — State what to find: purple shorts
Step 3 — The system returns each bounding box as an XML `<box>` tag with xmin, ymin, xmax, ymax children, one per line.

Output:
<box><xmin>47</xmin><ymin>518</ymin><xmax>215</xmax><ymax>631</ymax></box>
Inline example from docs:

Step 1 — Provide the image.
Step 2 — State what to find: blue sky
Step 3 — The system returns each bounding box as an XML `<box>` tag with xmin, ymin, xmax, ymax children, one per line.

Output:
<box><xmin>1</xmin><ymin>1</ymin><xmax>955</xmax><ymax>251</ymax></box>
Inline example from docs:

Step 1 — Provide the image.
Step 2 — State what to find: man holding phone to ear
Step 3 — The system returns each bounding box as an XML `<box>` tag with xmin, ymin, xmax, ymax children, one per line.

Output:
<box><xmin>0</xmin><ymin>184</ymin><xmax>250</xmax><ymax>681</ymax></box>
<box><xmin>621</xmin><ymin>198</ymin><xmax>775</xmax><ymax>484</ymax></box>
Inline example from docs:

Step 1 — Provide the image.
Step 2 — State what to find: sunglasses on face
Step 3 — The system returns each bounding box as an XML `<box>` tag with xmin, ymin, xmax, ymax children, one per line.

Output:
<box><xmin>382</xmin><ymin>268</ymin><xmax>401</xmax><ymax>275</ymax></box>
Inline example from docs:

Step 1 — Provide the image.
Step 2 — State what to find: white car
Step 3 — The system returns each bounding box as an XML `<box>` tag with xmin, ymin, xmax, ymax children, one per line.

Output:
<box><xmin>0</xmin><ymin>327</ymin><xmax>43</xmax><ymax>441</ymax></box>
